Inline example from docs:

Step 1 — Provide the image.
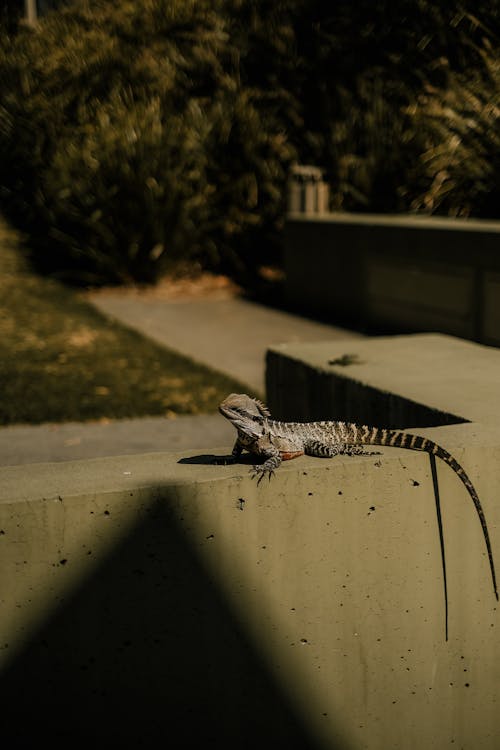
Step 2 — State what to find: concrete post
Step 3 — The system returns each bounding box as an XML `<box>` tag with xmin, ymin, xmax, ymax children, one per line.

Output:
<box><xmin>287</xmin><ymin>165</ymin><xmax>329</xmax><ymax>215</ymax></box>
<box><xmin>24</xmin><ymin>0</ymin><xmax>37</xmax><ymax>24</ymax></box>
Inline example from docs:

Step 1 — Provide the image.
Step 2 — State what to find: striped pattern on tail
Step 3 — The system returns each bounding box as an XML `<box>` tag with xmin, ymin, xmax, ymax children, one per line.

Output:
<box><xmin>347</xmin><ymin>424</ymin><xmax>499</xmax><ymax>602</ymax></box>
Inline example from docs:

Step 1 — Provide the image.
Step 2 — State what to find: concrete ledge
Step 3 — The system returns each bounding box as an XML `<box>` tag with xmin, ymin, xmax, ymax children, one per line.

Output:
<box><xmin>285</xmin><ymin>212</ymin><xmax>500</xmax><ymax>343</ymax></box>
<box><xmin>266</xmin><ymin>333</ymin><xmax>500</xmax><ymax>426</ymax></box>
<box><xmin>1</xmin><ymin>447</ymin><xmax>500</xmax><ymax>742</ymax></box>
<box><xmin>2</xmin><ymin>334</ymin><xmax>500</xmax><ymax>747</ymax></box>
<box><xmin>267</xmin><ymin>332</ymin><xmax>500</xmax><ymax>746</ymax></box>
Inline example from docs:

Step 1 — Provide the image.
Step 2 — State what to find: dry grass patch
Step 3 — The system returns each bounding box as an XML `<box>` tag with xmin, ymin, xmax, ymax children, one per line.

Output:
<box><xmin>0</xmin><ymin>220</ymin><xmax>249</xmax><ymax>425</ymax></box>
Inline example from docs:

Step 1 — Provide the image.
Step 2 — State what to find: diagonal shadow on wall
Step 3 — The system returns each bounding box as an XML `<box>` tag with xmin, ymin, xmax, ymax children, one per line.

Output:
<box><xmin>0</xmin><ymin>493</ymin><xmax>342</xmax><ymax>749</ymax></box>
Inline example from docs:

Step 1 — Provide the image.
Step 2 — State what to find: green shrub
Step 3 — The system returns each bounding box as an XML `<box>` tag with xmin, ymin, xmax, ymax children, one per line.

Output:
<box><xmin>25</xmin><ymin>93</ymin><xmax>217</xmax><ymax>284</ymax></box>
<box><xmin>0</xmin><ymin>0</ymin><xmax>295</xmax><ymax>284</ymax></box>
<box><xmin>286</xmin><ymin>0</ymin><xmax>500</xmax><ymax>214</ymax></box>
<box><xmin>404</xmin><ymin>53</ymin><xmax>500</xmax><ymax>218</ymax></box>
<box><xmin>1</xmin><ymin>0</ymin><xmax>500</xmax><ymax>286</ymax></box>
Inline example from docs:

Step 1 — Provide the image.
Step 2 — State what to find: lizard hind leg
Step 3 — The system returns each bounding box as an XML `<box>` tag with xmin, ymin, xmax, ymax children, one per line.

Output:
<box><xmin>305</xmin><ymin>440</ymin><xmax>341</xmax><ymax>458</ymax></box>
<box><xmin>305</xmin><ymin>441</ymin><xmax>381</xmax><ymax>458</ymax></box>
<box><xmin>338</xmin><ymin>443</ymin><xmax>382</xmax><ymax>457</ymax></box>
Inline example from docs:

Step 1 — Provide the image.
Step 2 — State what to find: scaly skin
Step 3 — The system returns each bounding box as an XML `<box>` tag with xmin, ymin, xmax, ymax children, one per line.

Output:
<box><xmin>219</xmin><ymin>393</ymin><xmax>498</xmax><ymax>607</ymax></box>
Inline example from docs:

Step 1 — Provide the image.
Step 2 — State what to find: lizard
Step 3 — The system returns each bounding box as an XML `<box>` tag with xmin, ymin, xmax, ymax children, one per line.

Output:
<box><xmin>219</xmin><ymin>392</ymin><xmax>499</xmax><ymax>618</ymax></box>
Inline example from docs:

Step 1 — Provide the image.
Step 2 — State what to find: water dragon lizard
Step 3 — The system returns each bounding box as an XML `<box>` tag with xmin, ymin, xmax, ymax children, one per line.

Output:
<box><xmin>219</xmin><ymin>392</ymin><xmax>498</xmax><ymax>637</ymax></box>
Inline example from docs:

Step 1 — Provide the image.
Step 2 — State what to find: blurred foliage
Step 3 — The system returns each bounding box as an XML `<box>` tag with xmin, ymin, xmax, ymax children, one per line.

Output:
<box><xmin>0</xmin><ymin>0</ymin><xmax>500</xmax><ymax>284</ymax></box>
<box><xmin>287</xmin><ymin>0</ymin><xmax>500</xmax><ymax>213</ymax></box>
<box><xmin>406</xmin><ymin>55</ymin><xmax>500</xmax><ymax>218</ymax></box>
<box><xmin>0</xmin><ymin>0</ymin><xmax>296</xmax><ymax>284</ymax></box>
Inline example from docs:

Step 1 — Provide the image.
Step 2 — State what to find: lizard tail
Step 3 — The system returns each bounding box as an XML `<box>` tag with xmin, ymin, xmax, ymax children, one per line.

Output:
<box><xmin>353</xmin><ymin>425</ymin><xmax>499</xmax><ymax>602</ymax></box>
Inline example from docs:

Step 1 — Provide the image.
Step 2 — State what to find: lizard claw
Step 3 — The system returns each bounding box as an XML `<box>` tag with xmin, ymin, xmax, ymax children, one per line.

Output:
<box><xmin>250</xmin><ymin>465</ymin><xmax>275</xmax><ymax>484</ymax></box>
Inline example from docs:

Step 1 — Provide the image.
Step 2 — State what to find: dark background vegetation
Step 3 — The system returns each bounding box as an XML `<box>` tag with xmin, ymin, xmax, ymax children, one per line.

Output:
<box><xmin>0</xmin><ymin>0</ymin><xmax>499</xmax><ymax>285</ymax></box>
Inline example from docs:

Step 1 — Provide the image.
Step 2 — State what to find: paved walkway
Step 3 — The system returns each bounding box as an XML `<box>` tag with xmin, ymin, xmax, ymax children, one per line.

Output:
<box><xmin>89</xmin><ymin>294</ymin><xmax>358</xmax><ymax>394</ymax></box>
<box><xmin>0</xmin><ymin>415</ymin><xmax>235</xmax><ymax>466</ymax></box>
<box><xmin>1</xmin><ymin>292</ymin><xmax>361</xmax><ymax>466</ymax></box>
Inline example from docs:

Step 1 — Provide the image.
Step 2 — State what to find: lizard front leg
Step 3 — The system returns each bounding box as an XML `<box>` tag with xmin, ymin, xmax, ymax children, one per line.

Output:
<box><xmin>250</xmin><ymin>434</ymin><xmax>304</xmax><ymax>483</ymax></box>
<box><xmin>232</xmin><ymin>439</ymin><xmax>244</xmax><ymax>460</ymax></box>
<box><xmin>250</xmin><ymin>446</ymin><xmax>282</xmax><ymax>484</ymax></box>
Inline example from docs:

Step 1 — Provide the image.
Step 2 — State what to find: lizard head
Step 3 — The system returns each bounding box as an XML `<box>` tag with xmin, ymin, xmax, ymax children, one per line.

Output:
<box><xmin>219</xmin><ymin>393</ymin><xmax>270</xmax><ymax>435</ymax></box>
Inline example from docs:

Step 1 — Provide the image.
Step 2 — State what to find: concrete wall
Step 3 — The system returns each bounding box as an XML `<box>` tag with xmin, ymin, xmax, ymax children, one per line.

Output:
<box><xmin>285</xmin><ymin>212</ymin><xmax>500</xmax><ymax>344</ymax></box>
<box><xmin>1</xmin><ymin>336</ymin><xmax>500</xmax><ymax>748</ymax></box>
<box><xmin>1</xmin><ymin>444</ymin><xmax>500</xmax><ymax>749</ymax></box>
<box><xmin>266</xmin><ymin>332</ymin><xmax>499</xmax><ymax>426</ymax></box>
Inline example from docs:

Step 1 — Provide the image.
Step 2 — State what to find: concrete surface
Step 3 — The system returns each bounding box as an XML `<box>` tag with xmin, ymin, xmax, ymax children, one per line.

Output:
<box><xmin>1</xmin><ymin>436</ymin><xmax>500</xmax><ymax>748</ymax></box>
<box><xmin>2</xmin><ymin>333</ymin><xmax>500</xmax><ymax>747</ymax></box>
<box><xmin>267</xmin><ymin>333</ymin><xmax>500</xmax><ymax>426</ymax></box>
<box><xmin>0</xmin><ymin>294</ymin><xmax>359</xmax><ymax>467</ymax></box>
<box><xmin>0</xmin><ymin>414</ymin><xmax>234</xmax><ymax>467</ymax></box>
<box><xmin>285</xmin><ymin>212</ymin><xmax>500</xmax><ymax>344</ymax></box>
<box><xmin>89</xmin><ymin>294</ymin><xmax>359</xmax><ymax>394</ymax></box>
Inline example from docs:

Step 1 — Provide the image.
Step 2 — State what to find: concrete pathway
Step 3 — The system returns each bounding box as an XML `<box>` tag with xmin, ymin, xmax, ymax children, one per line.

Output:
<box><xmin>89</xmin><ymin>294</ymin><xmax>358</xmax><ymax>394</ymax></box>
<box><xmin>0</xmin><ymin>415</ymin><xmax>234</xmax><ymax>467</ymax></box>
<box><xmin>1</xmin><ymin>293</ymin><xmax>361</xmax><ymax>466</ymax></box>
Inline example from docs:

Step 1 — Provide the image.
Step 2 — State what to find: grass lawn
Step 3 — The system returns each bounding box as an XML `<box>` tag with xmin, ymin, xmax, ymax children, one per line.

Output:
<box><xmin>0</xmin><ymin>219</ymin><xmax>248</xmax><ymax>425</ymax></box>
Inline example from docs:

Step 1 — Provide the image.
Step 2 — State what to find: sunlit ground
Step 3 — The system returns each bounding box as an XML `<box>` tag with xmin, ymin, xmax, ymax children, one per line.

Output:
<box><xmin>0</xmin><ymin>220</ymin><xmax>247</xmax><ymax>425</ymax></box>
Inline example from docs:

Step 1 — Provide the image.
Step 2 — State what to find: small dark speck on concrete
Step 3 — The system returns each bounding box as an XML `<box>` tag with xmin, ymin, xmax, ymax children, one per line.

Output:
<box><xmin>328</xmin><ymin>353</ymin><xmax>362</xmax><ymax>367</ymax></box>
<box><xmin>411</xmin><ymin>479</ymin><xmax>420</xmax><ymax>486</ymax></box>
<box><xmin>338</xmin><ymin>490</ymin><xmax>343</xmax><ymax>495</ymax></box>
<box><xmin>206</xmin><ymin>533</ymin><xmax>215</xmax><ymax>540</ymax></box>
<box><xmin>308</xmin><ymin>492</ymin><xmax>313</xmax><ymax>496</ymax></box>
<box><xmin>103</xmin><ymin>510</ymin><xmax>110</xmax><ymax>516</ymax></box>
<box><xmin>59</xmin><ymin>559</ymin><xmax>68</xmax><ymax>566</ymax></box>
<box><xmin>237</xmin><ymin>498</ymin><xmax>245</xmax><ymax>510</ymax></box>
<box><xmin>0</xmin><ymin>529</ymin><xmax>5</xmax><ymax>535</ymax></box>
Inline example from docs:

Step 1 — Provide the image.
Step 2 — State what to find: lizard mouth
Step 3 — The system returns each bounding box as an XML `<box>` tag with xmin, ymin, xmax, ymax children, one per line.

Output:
<box><xmin>219</xmin><ymin>404</ymin><xmax>264</xmax><ymax>438</ymax></box>
<box><xmin>218</xmin><ymin>403</ymin><xmax>233</xmax><ymax>418</ymax></box>
<box><xmin>219</xmin><ymin>404</ymin><xmax>246</xmax><ymax>425</ymax></box>
<box><xmin>219</xmin><ymin>403</ymin><xmax>263</xmax><ymax>422</ymax></box>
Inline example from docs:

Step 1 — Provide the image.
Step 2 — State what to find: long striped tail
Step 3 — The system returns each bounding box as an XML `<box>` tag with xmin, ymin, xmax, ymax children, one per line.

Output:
<box><xmin>354</xmin><ymin>425</ymin><xmax>498</xmax><ymax>602</ymax></box>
